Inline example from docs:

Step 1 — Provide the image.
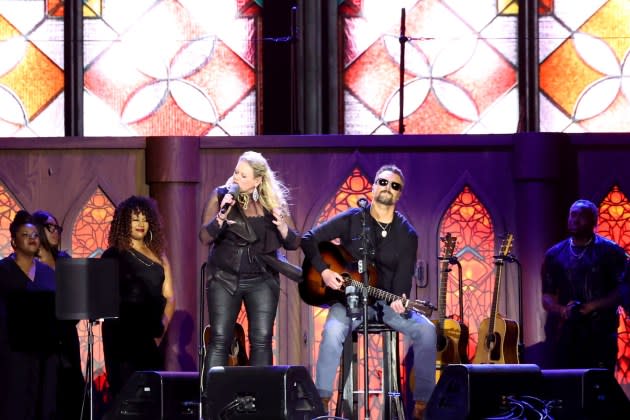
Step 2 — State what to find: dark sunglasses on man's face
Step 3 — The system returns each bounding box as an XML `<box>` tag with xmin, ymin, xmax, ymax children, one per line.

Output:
<box><xmin>45</xmin><ymin>223</ymin><xmax>63</xmax><ymax>234</ymax></box>
<box><xmin>376</xmin><ymin>178</ymin><xmax>402</xmax><ymax>191</ymax></box>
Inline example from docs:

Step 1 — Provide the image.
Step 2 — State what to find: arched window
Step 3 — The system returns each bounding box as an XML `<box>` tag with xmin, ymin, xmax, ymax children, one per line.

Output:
<box><xmin>438</xmin><ymin>185</ymin><xmax>495</xmax><ymax>358</ymax></box>
<box><xmin>71</xmin><ymin>187</ymin><xmax>115</xmax><ymax>258</ymax></box>
<box><xmin>0</xmin><ymin>182</ymin><xmax>22</xmax><ymax>258</ymax></box>
<box><xmin>596</xmin><ymin>185</ymin><xmax>630</xmax><ymax>384</ymax></box>
<box><xmin>70</xmin><ymin>187</ymin><xmax>115</xmax><ymax>397</ymax></box>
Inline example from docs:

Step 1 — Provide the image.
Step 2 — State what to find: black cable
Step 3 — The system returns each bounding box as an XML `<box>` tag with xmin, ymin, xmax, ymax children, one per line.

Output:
<box><xmin>199</xmin><ymin>262</ymin><xmax>207</xmax><ymax>418</ymax></box>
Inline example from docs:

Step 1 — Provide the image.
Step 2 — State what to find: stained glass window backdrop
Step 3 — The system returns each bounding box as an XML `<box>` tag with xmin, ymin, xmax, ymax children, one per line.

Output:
<box><xmin>539</xmin><ymin>0</ymin><xmax>630</xmax><ymax>132</ymax></box>
<box><xmin>341</xmin><ymin>0</ymin><xmax>518</xmax><ymax>134</ymax></box>
<box><xmin>0</xmin><ymin>0</ymin><xmax>65</xmax><ymax>137</ymax></box>
<box><xmin>70</xmin><ymin>187</ymin><xmax>115</xmax><ymax>393</ymax></box>
<box><xmin>596</xmin><ymin>185</ymin><xmax>630</xmax><ymax>385</ymax></box>
<box><xmin>71</xmin><ymin>187</ymin><xmax>114</xmax><ymax>258</ymax></box>
<box><xmin>0</xmin><ymin>182</ymin><xmax>22</xmax><ymax>258</ymax></box>
<box><xmin>438</xmin><ymin>185</ymin><xmax>495</xmax><ymax>359</ymax></box>
<box><xmin>83</xmin><ymin>0</ymin><xmax>260</xmax><ymax>136</ymax></box>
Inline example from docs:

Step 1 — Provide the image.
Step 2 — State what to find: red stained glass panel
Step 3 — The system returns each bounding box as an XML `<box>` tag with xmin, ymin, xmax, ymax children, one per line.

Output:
<box><xmin>0</xmin><ymin>183</ymin><xmax>22</xmax><ymax>258</ymax></box>
<box><xmin>597</xmin><ymin>185</ymin><xmax>630</xmax><ymax>384</ymax></box>
<box><xmin>439</xmin><ymin>186</ymin><xmax>495</xmax><ymax>359</ymax></box>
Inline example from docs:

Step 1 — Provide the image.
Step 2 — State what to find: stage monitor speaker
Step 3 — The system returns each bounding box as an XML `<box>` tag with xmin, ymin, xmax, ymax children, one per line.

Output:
<box><xmin>541</xmin><ymin>368</ymin><xmax>630</xmax><ymax>420</ymax></box>
<box><xmin>425</xmin><ymin>364</ymin><xmax>543</xmax><ymax>420</ymax></box>
<box><xmin>108</xmin><ymin>371</ymin><xmax>199</xmax><ymax>420</ymax></box>
<box><xmin>205</xmin><ymin>365</ymin><xmax>325</xmax><ymax>420</ymax></box>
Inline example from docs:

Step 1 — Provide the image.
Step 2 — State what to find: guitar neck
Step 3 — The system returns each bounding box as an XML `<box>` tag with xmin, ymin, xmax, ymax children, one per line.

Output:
<box><xmin>437</xmin><ymin>261</ymin><xmax>449</xmax><ymax>330</ymax></box>
<box><xmin>347</xmin><ymin>278</ymin><xmax>406</xmax><ymax>305</ymax></box>
<box><xmin>488</xmin><ymin>261</ymin><xmax>503</xmax><ymax>336</ymax></box>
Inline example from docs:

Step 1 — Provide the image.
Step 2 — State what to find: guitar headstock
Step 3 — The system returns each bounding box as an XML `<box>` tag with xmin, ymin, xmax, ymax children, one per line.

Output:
<box><xmin>440</xmin><ymin>232</ymin><xmax>457</xmax><ymax>260</ymax></box>
<box><xmin>408</xmin><ymin>299</ymin><xmax>436</xmax><ymax>317</ymax></box>
<box><xmin>496</xmin><ymin>233</ymin><xmax>514</xmax><ymax>262</ymax></box>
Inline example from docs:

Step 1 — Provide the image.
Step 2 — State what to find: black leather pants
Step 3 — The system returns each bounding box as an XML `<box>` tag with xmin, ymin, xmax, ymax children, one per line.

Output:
<box><xmin>205</xmin><ymin>275</ymin><xmax>279</xmax><ymax>371</ymax></box>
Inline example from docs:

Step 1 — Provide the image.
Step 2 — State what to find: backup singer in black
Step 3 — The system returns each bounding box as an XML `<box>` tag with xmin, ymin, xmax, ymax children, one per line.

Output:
<box><xmin>0</xmin><ymin>211</ymin><xmax>58</xmax><ymax>419</ymax></box>
<box><xmin>101</xmin><ymin>196</ymin><xmax>176</xmax><ymax>400</ymax></box>
<box><xmin>32</xmin><ymin>210</ymin><xmax>85</xmax><ymax>420</ymax></box>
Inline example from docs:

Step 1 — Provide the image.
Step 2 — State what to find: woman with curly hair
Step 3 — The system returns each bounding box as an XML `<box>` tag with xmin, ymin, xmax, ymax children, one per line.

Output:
<box><xmin>199</xmin><ymin>151</ymin><xmax>300</xmax><ymax>374</ymax></box>
<box><xmin>101</xmin><ymin>196</ymin><xmax>175</xmax><ymax>400</ymax></box>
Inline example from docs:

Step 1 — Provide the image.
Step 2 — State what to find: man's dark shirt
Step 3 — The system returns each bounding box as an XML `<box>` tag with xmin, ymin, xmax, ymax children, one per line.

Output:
<box><xmin>302</xmin><ymin>206</ymin><xmax>418</xmax><ymax>297</ymax></box>
<box><xmin>541</xmin><ymin>234</ymin><xmax>626</xmax><ymax>369</ymax></box>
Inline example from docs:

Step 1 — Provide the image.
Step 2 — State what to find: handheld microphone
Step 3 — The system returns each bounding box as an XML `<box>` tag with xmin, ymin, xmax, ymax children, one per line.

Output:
<box><xmin>220</xmin><ymin>183</ymin><xmax>240</xmax><ymax>214</ymax></box>
<box><xmin>345</xmin><ymin>285</ymin><xmax>362</xmax><ymax>320</ymax></box>
<box><xmin>357</xmin><ymin>198</ymin><xmax>369</xmax><ymax>209</ymax></box>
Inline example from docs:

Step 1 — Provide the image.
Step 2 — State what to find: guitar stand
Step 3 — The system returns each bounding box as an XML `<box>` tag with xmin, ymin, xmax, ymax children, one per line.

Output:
<box><xmin>502</xmin><ymin>253</ymin><xmax>524</xmax><ymax>361</ymax></box>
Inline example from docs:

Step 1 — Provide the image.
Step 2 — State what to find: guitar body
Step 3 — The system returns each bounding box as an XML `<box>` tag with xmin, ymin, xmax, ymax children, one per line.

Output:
<box><xmin>203</xmin><ymin>322</ymin><xmax>248</xmax><ymax>367</ymax></box>
<box><xmin>434</xmin><ymin>233</ymin><xmax>470</xmax><ymax>375</ymax></box>
<box><xmin>299</xmin><ymin>241</ymin><xmax>377</xmax><ymax>307</ymax></box>
<box><xmin>434</xmin><ymin>318</ymin><xmax>470</xmax><ymax>367</ymax></box>
<box><xmin>472</xmin><ymin>313</ymin><xmax>519</xmax><ymax>364</ymax></box>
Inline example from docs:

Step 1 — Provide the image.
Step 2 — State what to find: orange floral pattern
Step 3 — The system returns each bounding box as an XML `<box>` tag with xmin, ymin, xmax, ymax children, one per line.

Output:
<box><xmin>0</xmin><ymin>182</ymin><xmax>22</xmax><ymax>258</ymax></box>
<box><xmin>597</xmin><ymin>185</ymin><xmax>630</xmax><ymax>384</ymax></box>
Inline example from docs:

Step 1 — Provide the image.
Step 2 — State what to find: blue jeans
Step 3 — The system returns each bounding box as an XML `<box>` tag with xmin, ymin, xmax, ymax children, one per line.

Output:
<box><xmin>315</xmin><ymin>301</ymin><xmax>437</xmax><ymax>402</ymax></box>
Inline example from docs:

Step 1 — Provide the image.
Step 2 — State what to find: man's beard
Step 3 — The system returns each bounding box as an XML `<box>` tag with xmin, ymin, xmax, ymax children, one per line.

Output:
<box><xmin>375</xmin><ymin>191</ymin><xmax>394</xmax><ymax>206</ymax></box>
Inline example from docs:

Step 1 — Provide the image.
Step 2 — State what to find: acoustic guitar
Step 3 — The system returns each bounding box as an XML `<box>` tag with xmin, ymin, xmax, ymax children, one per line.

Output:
<box><xmin>200</xmin><ymin>322</ymin><xmax>248</xmax><ymax>395</ymax></box>
<box><xmin>201</xmin><ymin>322</ymin><xmax>247</xmax><ymax>370</ymax></box>
<box><xmin>299</xmin><ymin>241</ymin><xmax>435</xmax><ymax>317</ymax></box>
<box><xmin>472</xmin><ymin>233</ymin><xmax>519</xmax><ymax>364</ymax></box>
<box><xmin>434</xmin><ymin>233</ymin><xmax>470</xmax><ymax>373</ymax></box>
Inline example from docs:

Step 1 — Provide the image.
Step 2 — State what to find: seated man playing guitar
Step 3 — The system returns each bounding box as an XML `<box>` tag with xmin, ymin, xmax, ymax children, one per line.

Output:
<box><xmin>301</xmin><ymin>164</ymin><xmax>436</xmax><ymax>420</ymax></box>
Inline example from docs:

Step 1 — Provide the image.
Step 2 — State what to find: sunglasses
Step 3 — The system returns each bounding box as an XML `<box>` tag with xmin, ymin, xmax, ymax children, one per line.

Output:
<box><xmin>44</xmin><ymin>223</ymin><xmax>63</xmax><ymax>234</ymax></box>
<box><xmin>376</xmin><ymin>178</ymin><xmax>402</xmax><ymax>191</ymax></box>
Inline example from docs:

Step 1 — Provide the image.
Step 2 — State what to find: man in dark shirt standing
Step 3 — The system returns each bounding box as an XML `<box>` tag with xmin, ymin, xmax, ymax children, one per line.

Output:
<box><xmin>542</xmin><ymin>199</ymin><xmax>627</xmax><ymax>371</ymax></box>
<box><xmin>302</xmin><ymin>164</ymin><xmax>436</xmax><ymax>419</ymax></box>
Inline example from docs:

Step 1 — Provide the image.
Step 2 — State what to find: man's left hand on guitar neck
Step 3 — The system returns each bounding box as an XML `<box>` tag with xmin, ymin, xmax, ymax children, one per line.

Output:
<box><xmin>391</xmin><ymin>294</ymin><xmax>408</xmax><ymax>314</ymax></box>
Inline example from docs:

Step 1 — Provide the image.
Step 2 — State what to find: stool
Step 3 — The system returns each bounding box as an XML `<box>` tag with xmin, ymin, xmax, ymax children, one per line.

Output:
<box><xmin>335</xmin><ymin>322</ymin><xmax>405</xmax><ymax>419</ymax></box>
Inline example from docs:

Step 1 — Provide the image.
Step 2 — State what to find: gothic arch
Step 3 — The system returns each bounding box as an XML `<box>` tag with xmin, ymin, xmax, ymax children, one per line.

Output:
<box><xmin>301</xmin><ymin>151</ymin><xmax>367</xmax><ymax>233</ymax></box>
<box><xmin>0</xmin><ymin>180</ymin><xmax>24</xmax><ymax>258</ymax></box>
<box><xmin>62</xmin><ymin>178</ymin><xmax>118</xmax><ymax>258</ymax></box>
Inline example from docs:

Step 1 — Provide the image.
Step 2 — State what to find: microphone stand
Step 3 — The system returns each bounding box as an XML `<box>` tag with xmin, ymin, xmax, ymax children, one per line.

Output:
<box><xmin>504</xmin><ymin>254</ymin><xmax>524</xmax><ymax>360</ymax></box>
<box><xmin>398</xmin><ymin>8</ymin><xmax>407</xmax><ymax>134</ymax></box>
<box><xmin>358</xmin><ymin>207</ymin><xmax>371</xmax><ymax>419</ymax></box>
<box><xmin>289</xmin><ymin>4</ymin><xmax>298</xmax><ymax>134</ymax></box>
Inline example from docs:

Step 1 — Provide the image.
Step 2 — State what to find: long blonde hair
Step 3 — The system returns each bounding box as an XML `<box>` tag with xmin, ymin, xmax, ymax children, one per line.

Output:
<box><xmin>225</xmin><ymin>151</ymin><xmax>290</xmax><ymax>215</ymax></box>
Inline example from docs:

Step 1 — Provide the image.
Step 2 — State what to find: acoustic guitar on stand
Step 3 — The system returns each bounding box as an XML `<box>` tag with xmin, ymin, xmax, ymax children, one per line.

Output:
<box><xmin>299</xmin><ymin>241</ymin><xmax>435</xmax><ymax>317</ymax></box>
<box><xmin>472</xmin><ymin>233</ymin><xmax>519</xmax><ymax>364</ymax></box>
<box><xmin>434</xmin><ymin>233</ymin><xmax>469</xmax><ymax>376</ymax></box>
